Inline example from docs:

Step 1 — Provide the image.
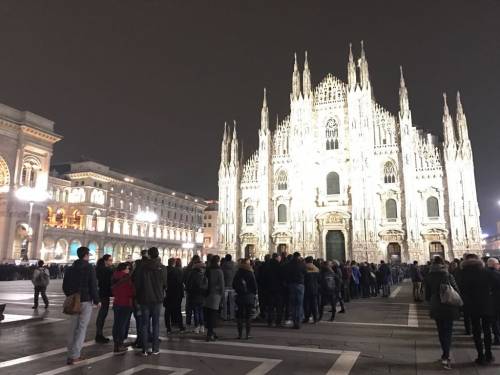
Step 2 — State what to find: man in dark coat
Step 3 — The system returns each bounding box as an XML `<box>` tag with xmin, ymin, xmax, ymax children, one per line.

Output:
<box><xmin>286</xmin><ymin>252</ymin><xmax>306</xmax><ymax>329</ymax></box>
<box><xmin>95</xmin><ymin>254</ymin><xmax>114</xmax><ymax>343</ymax></box>
<box><xmin>164</xmin><ymin>257</ymin><xmax>185</xmax><ymax>333</ymax></box>
<box><xmin>319</xmin><ymin>261</ymin><xmax>338</xmax><ymax>321</ymax></box>
<box><xmin>409</xmin><ymin>260</ymin><xmax>424</xmax><ymax>302</ymax></box>
<box><xmin>486</xmin><ymin>258</ymin><xmax>500</xmax><ymax>345</ymax></box>
<box><xmin>459</xmin><ymin>254</ymin><xmax>497</xmax><ymax>364</ymax></box>
<box><xmin>134</xmin><ymin>247</ymin><xmax>167</xmax><ymax>356</ymax></box>
<box><xmin>261</xmin><ymin>253</ymin><xmax>285</xmax><ymax>327</ymax></box>
<box><xmin>303</xmin><ymin>256</ymin><xmax>320</xmax><ymax>323</ymax></box>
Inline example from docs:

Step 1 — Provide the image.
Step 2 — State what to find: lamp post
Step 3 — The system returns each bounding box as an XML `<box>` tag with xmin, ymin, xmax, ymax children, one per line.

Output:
<box><xmin>15</xmin><ymin>186</ymin><xmax>49</xmax><ymax>260</ymax></box>
<box><xmin>135</xmin><ymin>210</ymin><xmax>158</xmax><ymax>248</ymax></box>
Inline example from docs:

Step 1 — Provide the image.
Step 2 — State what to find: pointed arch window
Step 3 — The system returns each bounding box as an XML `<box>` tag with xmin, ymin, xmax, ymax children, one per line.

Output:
<box><xmin>325</xmin><ymin>118</ymin><xmax>339</xmax><ymax>150</ymax></box>
<box><xmin>246</xmin><ymin>206</ymin><xmax>255</xmax><ymax>225</ymax></box>
<box><xmin>326</xmin><ymin>172</ymin><xmax>340</xmax><ymax>195</ymax></box>
<box><xmin>386</xmin><ymin>199</ymin><xmax>397</xmax><ymax>220</ymax></box>
<box><xmin>383</xmin><ymin>161</ymin><xmax>396</xmax><ymax>183</ymax></box>
<box><xmin>276</xmin><ymin>170</ymin><xmax>288</xmax><ymax>190</ymax></box>
<box><xmin>277</xmin><ymin>204</ymin><xmax>287</xmax><ymax>223</ymax></box>
<box><xmin>427</xmin><ymin>196</ymin><xmax>439</xmax><ymax>218</ymax></box>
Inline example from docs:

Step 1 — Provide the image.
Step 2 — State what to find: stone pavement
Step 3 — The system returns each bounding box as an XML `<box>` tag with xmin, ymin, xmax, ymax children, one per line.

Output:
<box><xmin>0</xmin><ymin>279</ymin><xmax>499</xmax><ymax>374</ymax></box>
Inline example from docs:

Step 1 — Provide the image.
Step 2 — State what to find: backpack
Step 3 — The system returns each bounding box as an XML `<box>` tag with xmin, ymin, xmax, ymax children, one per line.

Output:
<box><xmin>233</xmin><ymin>274</ymin><xmax>248</xmax><ymax>295</ymax></box>
<box><xmin>35</xmin><ymin>268</ymin><xmax>50</xmax><ymax>287</ymax></box>
<box><xmin>322</xmin><ymin>273</ymin><xmax>336</xmax><ymax>293</ymax></box>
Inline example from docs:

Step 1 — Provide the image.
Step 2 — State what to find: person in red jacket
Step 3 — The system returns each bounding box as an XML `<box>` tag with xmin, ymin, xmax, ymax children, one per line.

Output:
<box><xmin>112</xmin><ymin>262</ymin><xmax>135</xmax><ymax>353</ymax></box>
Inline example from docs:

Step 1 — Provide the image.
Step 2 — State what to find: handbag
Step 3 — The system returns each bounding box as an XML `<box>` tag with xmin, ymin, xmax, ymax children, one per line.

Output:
<box><xmin>63</xmin><ymin>293</ymin><xmax>81</xmax><ymax>315</ymax></box>
<box><xmin>439</xmin><ymin>275</ymin><xmax>463</xmax><ymax>307</ymax></box>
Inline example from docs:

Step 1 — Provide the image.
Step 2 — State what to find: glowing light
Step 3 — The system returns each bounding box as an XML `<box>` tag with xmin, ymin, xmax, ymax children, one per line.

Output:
<box><xmin>16</xmin><ymin>186</ymin><xmax>49</xmax><ymax>202</ymax></box>
<box><xmin>135</xmin><ymin>210</ymin><xmax>158</xmax><ymax>223</ymax></box>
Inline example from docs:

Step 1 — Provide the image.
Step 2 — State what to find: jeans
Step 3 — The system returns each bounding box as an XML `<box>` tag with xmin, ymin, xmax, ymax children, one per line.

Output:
<box><xmin>185</xmin><ymin>299</ymin><xmax>194</xmax><ymax>326</ymax></box>
<box><xmin>319</xmin><ymin>293</ymin><xmax>337</xmax><ymax>321</ymax></box>
<box><xmin>382</xmin><ymin>284</ymin><xmax>390</xmax><ymax>297</ymax></box>
<box><xmin>236</xmin><ymin>301</ymin><xmax>254</xmax><ymax>337</ymax></box>
<box><xmin>471</xmin><ymin>315</ymin><xmax>493</xmax><ymax>358</ymax></box>
<box><xmin>112</xmin><ymin>306</ymin><xmax>132</xmax><ymax>344</ymax></box>
<box><xmin>412</xmin><ymin>282</ymin><xmax>423</xmax><ymax>301</ymax></box>
<box><xmin>193</xmin><ymin>304</ymin><xmax>204</xmax><ymax>327</ymax></box>
<box><xmin>34</xmin><ymin>286</ymin><xmax>48</xmax><ymax>307</ymax></box>
<box><xmin>220</xmin><ymin>289</ymin><xmax>236</xmax><ymax>320</ymax></box>
<box><xmin>289</xmin><ymin>283</ymin><xmax>304</xmax><ymax>327</ymax></box>
<box><xmin>67</xmin><ymin>301</ymin><xmax>93</xmax><ymax>360</ymax></box>
<box><xmin>266</xmin><ymin>293</ymin><xmax>284</xmax><ymax>326</ymax></box>
<box><xmin>96</xmin><ymin>296</ymin><xmax>110</xmax><ymax>336</ymax></box>
<box><xmin>140</xmin><ymin>303</ymin><xmax>161</xmax><ymax>352</ymax></box>
<box><xmin>435</xmin><ymin>319</ymin><xmax>454</xmax><ymax>360</ymax></box>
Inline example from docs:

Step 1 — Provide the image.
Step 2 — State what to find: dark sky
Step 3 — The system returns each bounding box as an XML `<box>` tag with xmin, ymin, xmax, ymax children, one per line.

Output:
<box><xmin>0</xmin><ymin>1</ymin><xmax>499</xmax><ymax>234</ymax></box>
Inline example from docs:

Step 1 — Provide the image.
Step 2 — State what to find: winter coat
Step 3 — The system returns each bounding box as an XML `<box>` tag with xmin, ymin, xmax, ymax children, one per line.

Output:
<box><xmin>63</xmin><ymin>259</ymin><xmax>100</xmax><ymax>304</ymax></box>
<box><xmin>319</xmin><ymin>265</ymin><xmax>338</xmax><ymax>295</ymax></box>
<box><xmin>112</xmin><ymin>270</ymin><xmax>134</xmax><ymax>307</ymax></box>
<box><xmin>351</xmin><ymin>266</ymin><xmax>360</xmax><ymax>285</ymax></box>
<box><xmin>32</xmin><ymin>267</ymin><xmax>50</xmax><ymax>287</ymax></box>
<box><xmin>409</xmin><ymin>264</ymin><xmax>423</xmax><ymax>282</ymax></box>
<box><xmin>96</xmin><ymin>264</ymin><xmax>113</xmax><ymax>298</ymax></box>
<box><xmin>424</xmin><ymin>263</ymin><xmax>460</xmax><ymax>321</ymax></box>
<box><xmin>486</xmin><ymin>267</ymin><xmax>500</xmax><ymax>313</ymax></box>
<box><xmin>221</xmin><ymin>260</ymin><xmax>237</xmax><ymax>289</ymax></box>
<box><xmin>134</xmin><ymin>258</ymin><xmax>168</xmax><ymax>305</ymax></box>
<box><xmin>233</xmin><ymin>263</ymin><xmax>258</xmax><ymax>305</ymax></box>
<box><xmin>457</xmin><ymin>258</ymin><xmax>496</xmax><ymax>317</ymax></box>
<box><xmin>378</xmin><ymin>263</ymin><xmax>391</xmax><ymax>285</ymax></box>
<box><xmin>203</xmin><ymin>266</ymin><xmax>225</xmax><ymax>310</ymax></box>
<box><xmin>286</xmin><ymin>258</ymin><xmax>306</xmax><ymax>285</ymax></box>
<box><xmin>359</xmin><ymin>264</ymin><xmax>371</xmax><ymax>286</ymax></box>
<box><xmin>304</xmin><ymin>263</ymin><xmax>320</xmax><ymax>296</ymax></box>
<box><xmin>185</xmin><ymin>262</ymin><xmax>207</xmax><ymax>305</ymax></box>
<box><xmin>165</xmin><ymin>265</ymin><xmax>184</xmax><ymax>305</ymax></box>
<box><xmin>260</xmin><ymin>258</ymin><xmax>285</xmax><ymax>295</ymax></box>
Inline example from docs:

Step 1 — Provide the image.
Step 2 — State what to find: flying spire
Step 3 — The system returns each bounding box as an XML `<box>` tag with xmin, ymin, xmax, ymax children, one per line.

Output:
<box><xmin>399</xmin><ymin>66</ymin><xmax>410</xmax><ymax>116</ymax></box>
<box><xmin>442</xmin><ymin>93</ymin><xmax>455</xmax><ymax>148</ymax></box>
<box><xmin>292</xmin><ymin>52</ymin><xmax>301</xmax><ymax>99</ymax></box>
<box><xmin>261</xmin><ymin>87</ymin><xmax>269</xmax><ymax>131</ymax></box>
<box><xmin>302</xmin><ymin>51</ymin><xmax>312</xmax><ymax>97</ymax></box>
<box><xmin>347</xmin><ymin>42</ymin><xmax>356</xmax><ymax>90</ymax></box>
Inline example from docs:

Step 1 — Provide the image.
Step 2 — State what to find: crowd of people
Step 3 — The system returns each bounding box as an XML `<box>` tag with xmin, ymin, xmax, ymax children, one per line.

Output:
<box><xmin>408</xmin><ymin>255</ymin><xmax>500</xmax><ymax>370</ymax></box>
<box><xmin>29</xmin><ymin>247</ymin><xmax>500</xmax><ymax>370</ymax></box>
<box><xmin>50</xmin><ymin>247</ymin><xmax>407</xmax><ymax>364</ymax></box>
<box><xmin>0</xmin><ymin>263</ymin><xmax>66</xmax><ymax>281</ymax></box>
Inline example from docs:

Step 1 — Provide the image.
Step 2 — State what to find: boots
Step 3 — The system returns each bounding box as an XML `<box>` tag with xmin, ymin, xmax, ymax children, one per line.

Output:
<box><xmin>237</xmin><ymin>320</ymin><xmax>243</xmax><ymax>339</ymax></box>
<box><xmin>245</xmin><ymin>320</ymin><xmax>252</xmax><ymax>340</ymax></box>
<box><xmin>113</xmin><ymin>343</ymin><xmax>127</xmax><ymax>354</ymax></box>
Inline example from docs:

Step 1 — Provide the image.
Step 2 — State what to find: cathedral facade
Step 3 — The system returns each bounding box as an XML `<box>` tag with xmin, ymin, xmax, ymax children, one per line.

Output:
<box><xmin>218</xmin><ymin>42</ymin><xmax>482</xmax><ymax>263</ymax></box>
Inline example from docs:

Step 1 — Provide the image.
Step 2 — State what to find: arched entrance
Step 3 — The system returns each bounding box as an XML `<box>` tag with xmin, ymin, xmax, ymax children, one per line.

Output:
<box><xmin>387</xmin><ymin>243</ymin><xmax>402</xmax><ymax>264</ymax></box>
<box><xmin>244</xmin><ymin>244</ymin><xmax>255</xmax><ymax>259</ymax></box>
<box><xmin>277</xmin><ymin>244</ymin><xmax>288</xmax><ymax>255</ymax></box>
<box><xmin>325</xmin><ymin>230</ymin><xmax>345</xmax><ymax>262</ymax></box>
<box><xmin>429</xmin><ymin>242</ymin><xmax>445</xmax><ymax>259</ymax></box>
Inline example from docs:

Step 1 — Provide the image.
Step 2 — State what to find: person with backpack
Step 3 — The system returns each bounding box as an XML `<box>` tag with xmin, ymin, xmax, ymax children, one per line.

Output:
<box><xmin>32</xmin><ymin>260</ymin><xmax>50</xmax><ymax>309</ymax></box>
<box><xmin>204</xmin><ymin>255</ymin><xmax>225</xmax><ymax>341</ymax></box>
<box><xmin>319</xmin><ymin>261</ymin><xmax>338</xmax><ymax>321</ymax></box>
<box><xmin>233</xmin><ymin>258</ymin><xmax>258</xmax><ymax>339</ymax></box>
<box><xmin>185</xmin><ymin>260</ymin><xmax>207</xmax><ymax>334</ymax></box>
<box><xmin>303</xmin><ymin>256</ymin><xmax>320</xmax><ymax>324</ymax></box>
<box><xmin>63</xmin><ymin>247</ymin><xmax>100</xmax><ymax>365</ymax></box>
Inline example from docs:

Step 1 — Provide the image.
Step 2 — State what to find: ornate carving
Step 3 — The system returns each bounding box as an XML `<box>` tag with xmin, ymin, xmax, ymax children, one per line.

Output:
<box><xmin>326</xmin><ymin>213</ymin><xmax>343</xmax><ymax>225</ymax></box>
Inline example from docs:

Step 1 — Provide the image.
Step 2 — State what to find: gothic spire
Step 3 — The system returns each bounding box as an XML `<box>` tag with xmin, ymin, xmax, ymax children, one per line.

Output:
<box><xmin>456</xmin><ymin>91</ymin><xmax>469</xmax><ymax>144</ymax></box>
<box><xmin>261</xmin><ymin>87</ymin><xmax>269</xmax><ymax>131</ymax></box>
<box><xmin>219</xmin><ymin>122</ymin><xmax>229</xmax><ymax>168</ymax></box>
<box><xmin>359</xmin><ymin>40</ymin><xmax>370</xmax><ymax>89</ymax></box>
<box><xmin>292</xmin><ymin>52</ymin><xmax>301</xmax><ymax>99</ymax></box>
<box><xmin>302</xmin><ymin>51</ymin><xmax>312</xmax><ymax>97</ymax></box>
<box><xmin>347</xmin><ymin>42</ymin><xmax>356</xmax><ymax>90</ymax></box>
<box><xmin>399</xmin><ymin>66</ymin><xmax>410</xmax><ymax>116</ymax></box>
<box><xmin>442</xmin><ymin>93</ymin><xmax>456</xmax><ymax>147</ymax></box>
<box><xmin>230</xmin><ymin>120</ymin><xmax>239</xmax><ymax>166</ymax></box>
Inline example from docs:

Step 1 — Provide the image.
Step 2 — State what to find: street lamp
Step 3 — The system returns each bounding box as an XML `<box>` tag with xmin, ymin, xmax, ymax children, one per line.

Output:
<box><xmin>135</xmin><ymin>210</ymin><xmax>158</xmax><ymax>248</ymax></box>
<box><xmin>15</xmin><ymin>186</ymin><xmax>49</xmax><ymax>260</ymax></box>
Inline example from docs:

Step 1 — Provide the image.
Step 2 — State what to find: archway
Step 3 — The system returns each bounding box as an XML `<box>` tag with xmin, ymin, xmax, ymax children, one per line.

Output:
<box><xmin>387</xmin><ymin>243</ymin><xmax>402</xmax><ymax>264</ymax></box>
<box><xmin>68</xmin><ymin>239</ymin><xmax>80</xmax><ymax>260</ymax></box>
<box><xmin>277</xmin><ymin>244</ymin><xmax>288</xmax><ymax>256</ymax></box>
<box><xmin>244</xmin><ymin>244</ymin><xmax>255</xmax><ymax>259</ymax></box>
<box><xmin>429</xmin><ymin>242</ymin><xmax>445</xmax><ymax>259</ymax></box>
<box><xmin>325</xmin><ymin>230</ymin><xmax>345</xmax><ymax>262</ymax></box>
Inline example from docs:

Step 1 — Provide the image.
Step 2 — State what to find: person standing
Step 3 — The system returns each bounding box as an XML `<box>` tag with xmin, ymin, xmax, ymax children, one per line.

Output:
<box><xmin>63</xmin><ymin>247</ymin><xmax>100</xmax><ymax>365</ymax></box>
<box><xmin>185</xmin><ymin>260</ymin><xmax>206</xmax><ymax>334</ymax></box>
<box><xmin>410</xmin><ymin>261</ymin><xmax>424</xmax><ymax>302</ymax></box>
<box><xmin>164</xmin><ymin>258</ymin><xmax>185</xmax><ymax>334</ymax></box>
<box><xmin>458</xmin><ymin>254</ymin><xmax>497</xmax><ymax>365</ymax></box>
<box><xmin>95</xmin><ymin>254</ymin><xmax>114</xmax><ymax>343</ymax></box>
<box><xmin>319</xmin><ymin>261</ymin><xmax>338</xmax><ymax>321</ymax></box>
<box><xmin>303</xmin><ymin>256</ymin><xmax>320</xmax><ymax>324</ymax></box>
<box><xmin>111</xmin><ymin>262</ymin><xmax>134</xmax><ymax>354</ymax></box>
<box><xmin>379</xmin><ymin>261</ymin><xmax>391</xmax><ymax>297</ymax></box>
<box><xmin>134</xmin><ymin>247</ymin><xmax>168</xmax><ymax>356</ymax></box>
<box><xmin>32</xmin><ymin>260</ymin><xmax>50</xmax><ymax>309</ymax></box>
<box><xmin>486</xmin><ymin>258</ymin><xmax>500</xmax><ymax>345</ymax></box>
<box><xmin>262</xmin><ymin>253</ymin><xmax>285</xmax><ymax>327</ymax></box>
<box><xmin>221</xmin><ymin>254</ymin><xmax>237</xmax><ymax>321</ymax></box>
<box><xmin>233</xmin><ymin>258</ymin><xmax>257</xmax><ymax>339</ymax></box>
<box><xmin>424</xmin><ymin>256</ymin><xmax>460</xmax><ymax>370</ymax></box>
<box><xmin>286</xmin><ymin>252</ymin><xmax>306</xmax><ymax>329</ymax></box>
<box><xmin>204</xmin><ymin>255</ymin><xmax>225</xmax><ymax>341</ymax></box>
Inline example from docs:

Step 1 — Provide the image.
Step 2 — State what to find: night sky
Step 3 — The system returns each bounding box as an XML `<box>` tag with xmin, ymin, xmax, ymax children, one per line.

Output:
<box><xmin>0</xmin><ymin>1</ymin><xmax>499</xmax><ymax>234</ymax></box>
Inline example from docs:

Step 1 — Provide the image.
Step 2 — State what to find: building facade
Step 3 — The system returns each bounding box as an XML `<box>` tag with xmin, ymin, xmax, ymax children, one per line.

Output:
<box><xmin>202</xmin><ymin>200</ymin><xmax>219</xmax><ymax>256</ymax></box>
<box><xmin>43</xmin><ymin>161</ymin><xmax>206</xmax><ymax>265</ymax></box>
<box><xmin>0</xmin><ymin>103</ymin><xmax>61</xmax><ymax>261</ymax></box>
<box><xmin>218</xmin><ymin>43</ymin><xmax>482</xmax><ymax>263</ymax></box>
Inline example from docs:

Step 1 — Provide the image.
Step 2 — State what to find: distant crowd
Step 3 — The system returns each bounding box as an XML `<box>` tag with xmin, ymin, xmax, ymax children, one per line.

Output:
<box><xmin>0</xmin><ymin>263</ymin><xmax>67</xmax><ymax>281</ymax></box>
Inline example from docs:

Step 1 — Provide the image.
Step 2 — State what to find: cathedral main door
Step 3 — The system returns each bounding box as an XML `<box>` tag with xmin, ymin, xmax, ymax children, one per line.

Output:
<box><xmin>387</xmin><ymin>243</ymin><xmax>401</xmax><ymax>264</ymax></box>
<box><xmin>326</xmin><ymin>230</ymin><xmax>345</xmax><ymax>262</ymax></box>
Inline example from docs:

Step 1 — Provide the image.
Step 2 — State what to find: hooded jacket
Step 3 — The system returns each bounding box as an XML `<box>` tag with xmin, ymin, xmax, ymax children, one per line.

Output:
<box><xmin>233</xmin><ymin>263</ymin><xmax>258</xmax><ymax>304</ymax></box>
<box><xmin>424</xmin><ymin>263</ymin><xmax>460</xmax><ymax>320</ymax></box>
<box><xmin>63</xmin><ymin>259</ymin><xmax>99</xmax><ymax>304</ymax></box>
<box><xmin>185</xmin><ymin>262</ymin><xmax>207</xmax><ymax>305</ymax></box>
<box><xmin>112</xmin><ymin>270</ymin><xmax>134</xmax><ymax>307</ymax></box>
<box><xmin>133</xmin><ymin>257</ymin><xmax>168</xmax><ymax>305</ymax></box>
